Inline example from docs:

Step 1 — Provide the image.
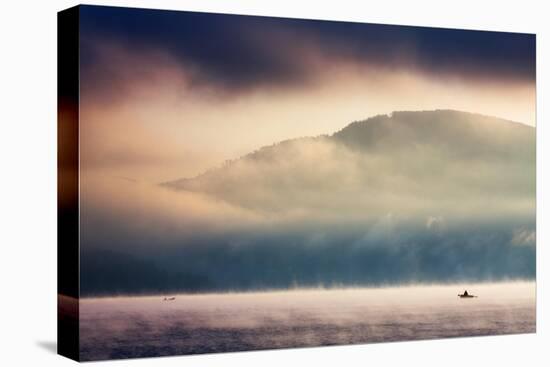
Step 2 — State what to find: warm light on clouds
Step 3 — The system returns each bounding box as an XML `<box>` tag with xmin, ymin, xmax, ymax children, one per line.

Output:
<box><xmin>80</xmin><ymin>45</ymin><xmax>535</xmax><ymax>181</ymax></box>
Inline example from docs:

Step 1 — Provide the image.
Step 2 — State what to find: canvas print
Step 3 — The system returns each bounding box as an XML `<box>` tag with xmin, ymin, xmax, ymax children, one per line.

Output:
<box><xmin>58</xmin><ymin>5</ymin><xmax>536</xmax><ymax>362</ymax></box>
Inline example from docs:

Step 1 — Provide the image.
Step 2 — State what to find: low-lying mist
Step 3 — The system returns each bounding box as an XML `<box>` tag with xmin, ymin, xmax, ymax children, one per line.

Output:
<box><xmin>80</xmin><ymin>111</ymin><xmax>535</xmax><ymax>296</ymax></box>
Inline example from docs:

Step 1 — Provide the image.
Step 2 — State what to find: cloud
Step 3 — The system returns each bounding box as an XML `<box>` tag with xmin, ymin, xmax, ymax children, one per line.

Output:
<box><xmin>79</xmin><ymin>5</ymin><xmax>536</xmax><ymax>95</ymax></box>
<box><xmin>78</xmin><ymin>11</ymin><xmax>536</xmax><ymax>184</ymax></box>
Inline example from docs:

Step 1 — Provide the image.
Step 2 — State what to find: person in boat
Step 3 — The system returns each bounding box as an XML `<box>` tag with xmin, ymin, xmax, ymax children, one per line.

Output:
<box><xmin>463</xmin><ymin>290</ymin><xmax>469</xmax><ymax>296</ymax></box>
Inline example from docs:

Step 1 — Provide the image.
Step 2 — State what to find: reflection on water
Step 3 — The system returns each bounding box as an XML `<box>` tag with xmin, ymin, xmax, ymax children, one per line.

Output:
<box><xmin>79</xmin><ymin>281</ymin><xmax>535</xmax><ymax>361</ymax></box>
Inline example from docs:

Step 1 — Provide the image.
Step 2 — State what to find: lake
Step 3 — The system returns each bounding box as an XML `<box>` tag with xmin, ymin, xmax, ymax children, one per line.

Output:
<box><xmin>79</xmin><ymin>281</ymin><xmax>535</xmax><ymax>361</ymax></box>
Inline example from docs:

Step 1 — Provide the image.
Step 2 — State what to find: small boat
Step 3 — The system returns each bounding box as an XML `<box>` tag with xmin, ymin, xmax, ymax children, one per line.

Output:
<box><xmin>457</xmin><ymin>290</ymin><xmax>477</xmax><ymax>298</ymax></box>
<box><xmin>163</xmin><ymin>297</ymin><xmax>176</xmax><ymax>301</ymax></box>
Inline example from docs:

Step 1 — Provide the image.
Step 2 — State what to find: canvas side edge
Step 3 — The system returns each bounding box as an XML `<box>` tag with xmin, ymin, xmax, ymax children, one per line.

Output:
<box><xmin>57</xmin><ymin>5</ymin><xmax>81</xmax><ymax>362</ymax></box>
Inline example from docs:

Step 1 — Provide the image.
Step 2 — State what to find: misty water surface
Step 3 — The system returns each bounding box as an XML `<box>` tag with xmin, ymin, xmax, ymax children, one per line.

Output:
<box><xmin>79</xmin><ymin>281</ymin><xmax>535</xmax><ymax>360</ymax></box>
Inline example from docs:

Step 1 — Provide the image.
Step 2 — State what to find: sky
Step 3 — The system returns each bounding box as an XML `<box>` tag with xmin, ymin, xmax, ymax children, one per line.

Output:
<box><xmin>79</xmin><ymin>5</ymin><xmax>535</xmax><ymax>182</ymax></box>
<box><xmin>77</xmin><ymin>5</ymin><xmax>536</xmax><ymax>296</ymax></box>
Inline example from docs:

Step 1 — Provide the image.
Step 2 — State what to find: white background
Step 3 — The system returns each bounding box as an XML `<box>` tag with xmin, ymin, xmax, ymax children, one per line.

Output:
<box><xmin>0</xmin><ymin>0</ymin><xmax>548</xmax><ymax>365</ymax></box>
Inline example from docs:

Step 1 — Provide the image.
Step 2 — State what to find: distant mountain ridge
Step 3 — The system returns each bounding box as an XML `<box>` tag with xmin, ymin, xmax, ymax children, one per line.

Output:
<box><xmin>333</xmin><ymin>110</ymin><xmax>533</xmax><ymax>153</ymax></box>
<box><xmin>164</xmin><ymin>110</ymin><xmax>535</xmax><ymax>218</ymax></box>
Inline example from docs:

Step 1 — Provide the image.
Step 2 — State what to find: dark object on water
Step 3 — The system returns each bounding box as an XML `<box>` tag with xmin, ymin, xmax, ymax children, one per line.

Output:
<box><xmin>163</xmin><ymin>297</ymin><xmax>176</xmax><ymax>301</ymax></box>
<box><xmin>458</xmin><ymin>290</ymin><xmax>477</xmax><ymax>298</ymax></box>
